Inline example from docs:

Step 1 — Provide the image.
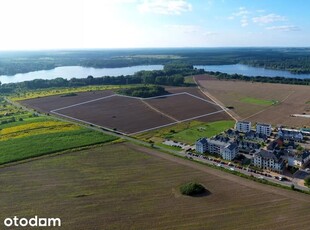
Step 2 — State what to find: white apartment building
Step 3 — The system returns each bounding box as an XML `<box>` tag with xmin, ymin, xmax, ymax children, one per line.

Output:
<box><xmin>256</xmin><ymin>123</ymin><xmax>272</xmax><ymax>136</ymax></box>
<box><xmin>236</xmin><ymin>121</ymin><xmax>251</xmax><ymax>133</ymax></box>
<box><xmin>196</xmin><ymin>138</ymin><xmax>238</xmax><ymax>160</ymax></box>
<box><xmin>253</xmin><ymin>150</ymin><xmax>284</xmax><ymax>172</ymax></box>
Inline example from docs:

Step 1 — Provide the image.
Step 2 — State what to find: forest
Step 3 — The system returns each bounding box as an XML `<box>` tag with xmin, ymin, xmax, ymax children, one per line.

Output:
<box><xmin>1</xmin><ymin>48</ymin><xmax>310</xmax><ymax>76</ymax></box>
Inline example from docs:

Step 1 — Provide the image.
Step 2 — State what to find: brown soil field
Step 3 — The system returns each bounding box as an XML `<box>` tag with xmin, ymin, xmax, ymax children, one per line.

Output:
<box><xmin>1</xmin><ymin>142</ymin><xmax>309</xmax><ymax>230</ymax></box>
<box><xmin>53</xmin><ymin>95</ymin><xmax>174</xmax><ymax>134</ymax></box>
<box><xmin>21</xmin><ymin>90</ymin><xmax>115</xmax><ymax>113</ymax></box>
<box><xmin>195</xmin><ymin>75</ymin><xmax>310</xmax><ymax>127</ymax></box>
<box><xmin>145</xmin><ymin>93</ymin><xmax>224</xmax><ymax>120</ymax></box>
<box><xmin>21</xmin><ymin>87</ymin><xmax>231</xmax><ymax>134</ymax></box>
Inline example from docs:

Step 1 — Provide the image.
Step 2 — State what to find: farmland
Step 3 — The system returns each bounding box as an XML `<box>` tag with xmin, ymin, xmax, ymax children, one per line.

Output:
<box><xmin>21</xmin><ymin>88</ymin><xmax>231</xmax><ymax>135</ymax></box>
<box><xmin>0</xmin><ymin>116</ymin><xmax>116</xmax><ymax>165</ymax></box>
<box><xmin>0</xmin><ymin>142</ymin><xmax>309</xmax><ymax>229</ymax></box>
<box><xmin>0</xmin><ymin>95</ymin><xmax>116</xmax><ymax>165</ymax></box>
<box><xmin>195</xmin><ymin>75</ymin><xmax>310</xmax><ymax>127</ymax></box>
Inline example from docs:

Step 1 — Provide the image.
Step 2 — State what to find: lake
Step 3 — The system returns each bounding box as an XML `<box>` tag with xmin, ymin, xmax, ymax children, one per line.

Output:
<box><xmin>194</xmin><ymin>64</ymin><xmax>310</xmax><ymax>79</ymax></box>
<box><xmin>0</xmin><ymin>65</ymin><xmax>164</xmax><ymax>84</ymax></box>
<box><xmin>1</xmin><ymin>63</ymin><xmax>310</xmax><ymax>84</ymax></box>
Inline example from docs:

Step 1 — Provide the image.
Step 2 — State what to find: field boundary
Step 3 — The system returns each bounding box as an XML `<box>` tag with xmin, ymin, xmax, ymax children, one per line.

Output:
<box><xmin>50</xmin><ymin>92</ymin><xmax>226</xmax><ymax>135</ymax></box>
<box><xmin>128</xmin><ymin>109</ymin><xmax>225</xmax><ymax>135</ymax></box>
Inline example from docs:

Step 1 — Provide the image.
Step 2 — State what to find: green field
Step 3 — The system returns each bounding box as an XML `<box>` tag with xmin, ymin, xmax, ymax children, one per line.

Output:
<box><xmin>240</xmin><ymin>97</ymin><xmax>278</xmax><ymax>106</ymax></box>
<box><xmin>136</xmin><ymin>120</ymin><xmax>235</xmax><ymax>145</ymax></box>
<box><xmin>1</xmin><ymin>143</ymin><xmax>309</xmax><ymax>229</ymax></box>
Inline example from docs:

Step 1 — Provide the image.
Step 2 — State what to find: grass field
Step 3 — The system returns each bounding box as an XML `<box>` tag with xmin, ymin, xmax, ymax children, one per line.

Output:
<box><xmin>136</xmin><ymin>120</ymin><xmax>234</xmax><ymax>145</ymax></box>
<box><xmin>240</xmin><ymin>97</ymin><xmax>277</xmax><ymax>106</ymax></box>
<box><xmin>0</xmin><ymin>116</ymin><xmax>116</xmax><ymax>165</ymax></box>
<box><xmin>0</xmin><ymin>143</ymin><xmax>309</xmax><ymax>229</ymax></box>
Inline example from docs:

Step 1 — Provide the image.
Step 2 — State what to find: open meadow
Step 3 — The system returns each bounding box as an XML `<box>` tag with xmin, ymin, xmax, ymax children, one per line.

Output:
<box><xmin>0</xmin><ymin>142</ymin><xmax>309</xmax><ymax>229</ymax></box>
<box><xmin>195</xmin><ymin>75</ymin><xmax>310</xmax><ymax>127</ymax></box>
<box><xmin>135</xmin><ymin>120</ymin><xmax>235</xmax><ymax>145</ymax></box>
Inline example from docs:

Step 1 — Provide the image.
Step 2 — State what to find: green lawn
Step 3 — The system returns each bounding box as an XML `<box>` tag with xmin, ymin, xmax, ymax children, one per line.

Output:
<box><xmin>169</xmin><ymin>120</ymin><xmax>235</xmax><ymax>144</ymax></box>
<box><xmin>240</xmin><ymin>97</ymin><xmax>277</xmax><ymax>106</ymax></box>
<box><xmin>0</xmin><ymin>129</ymin><xmax>116</xmax><ymax>165</ymax></box>
<box><xmin>137</xmin><ymin>120</ymin><xmax>234</xmax><ymax>145</ymax></box>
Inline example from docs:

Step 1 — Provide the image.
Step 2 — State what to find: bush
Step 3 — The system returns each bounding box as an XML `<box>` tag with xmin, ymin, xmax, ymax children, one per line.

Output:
<box><xmin>180</xmin><ymin>182</ymin><xmax>206</xmax><ymax>196</ymax></box>
<box><xmin>305</xmin><ymin>176</ymin><xmax>310</xmax><ymax>188</ymax></box>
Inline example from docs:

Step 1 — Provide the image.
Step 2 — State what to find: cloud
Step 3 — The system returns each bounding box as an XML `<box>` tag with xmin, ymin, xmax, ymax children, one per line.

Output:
<box><xmin>233</xmin><ymin>7</ymin><xmax>250</xmax><ymax>17</ymax></box>
<box><xmin>229</xmin><ymin>7</ymin><xmax>250</xmax><ymax>27</ymax></box>
<box><xmin>240</xmin><ymin>17</ymin><xmax>249</xmax><ymax>27</ymax></box>
<box><xmin>138</xmin><ymin>0</ymin><xmax>192</xmax><ymax>15</ymax></box>
<box><xmin>266</xmin><ymin>25</ymin><xmax>300</xmax><ymax>32</ymax></box>
<box><xmin>252</xmin><ymin>14</ymin><xmax>286</xmax><ymax>24</ymax></box>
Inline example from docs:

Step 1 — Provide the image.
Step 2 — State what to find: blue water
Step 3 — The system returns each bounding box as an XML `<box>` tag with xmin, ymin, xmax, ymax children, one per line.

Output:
<box><xmin>1</xmin><ymin>63</ymin><xmax>309</xmax><ymax>84</ymax></box>
<box><xmin>194</xmin><ymin>64</ymin><xmax>310</xmax><ymax>79</ymax></box>
<box><xmin>0</xmin><ymin>65</ymin><xmax>164</xmax><ymax>84</ymax></box>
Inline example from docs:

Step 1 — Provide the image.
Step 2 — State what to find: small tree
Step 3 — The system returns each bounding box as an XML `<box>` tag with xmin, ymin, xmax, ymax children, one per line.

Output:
<box><xmin>180</xmin><ymin>182</ymin><xmax>206</xmax><ymax>196</ymax></box>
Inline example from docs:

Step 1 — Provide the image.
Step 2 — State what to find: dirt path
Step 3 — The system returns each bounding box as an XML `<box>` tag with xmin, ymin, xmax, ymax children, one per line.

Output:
<box><xmin>193</xmin><ymin>76</ymin><xmax>240</xmax><ymax>121</ymax></box>
<box><xmin>126</xmin><ymin>142</ymin><xmax>310</xmax><ymax>202</ymax></box>
<box><xmin>140</xmin><ymin>99</ymin><xmax>179</xmax><ymax>122</ymax></box>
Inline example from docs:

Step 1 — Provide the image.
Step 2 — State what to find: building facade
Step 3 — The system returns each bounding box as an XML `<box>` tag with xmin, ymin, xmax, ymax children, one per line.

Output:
<box><xmin>196</xmin><ymin>138</ymin><xmax>238</xmax><ymax>160</ymax></box>
<box><xmin>253</xmin><ymin>150</ymin><xmax>284</xmax><ymax>172</ymax></box>
<box><xmin>236</xmin><ymin>121</ymin><xmax>251</xmax><ymax>133</ymax></box>
<box><xmin>256</xmin><ymin>123</ymin><xmax>272</xmax><ymax>136</ymax></box>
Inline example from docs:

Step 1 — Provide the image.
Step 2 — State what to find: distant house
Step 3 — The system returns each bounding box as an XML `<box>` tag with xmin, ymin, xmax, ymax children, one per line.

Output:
<box><xmin>244</xmin><ymin>130</ymin><xmax>267</xmax><ymax>142</ymax></box>
<box><xmin>287</xmin><ymin>151</ymin><xmax>310</xmax><ymax>168</ymax></box>
<box><xmin>236</xmin><ymin>121</ymin><xmax>251</xmax><ymax>133</ymax></box>
<box><xmin>237</xmin><ymin>140</ymin><xmax>261</xmax><ymax>153</ymax></box>
<box><xmin>267</xmin><ymin>137</ymin><xmax>284</xmax><ymax>151</ymax></box>
<box><xmin>278</xmin><ymin>128</ymin><xmax>303</xmax><ymax>142</ymax></box>
<box><xmin>195</xmin><ymin>138</ymin><xmax>239</xmax><ymax>160</ymax></box>
<box><xmin>256</xmin><ymin>123</ymin><xmax>272</xmax><ymax>136</ymax></box>
<box><xmin>226</xmin><ymin>129</ymin><xmax>240</xmax><ymax>138</ymax></box>
<box><xmin>253</xmin><ymin>150</ymin><xmax>284</xmax><ymax>172</ymax></box>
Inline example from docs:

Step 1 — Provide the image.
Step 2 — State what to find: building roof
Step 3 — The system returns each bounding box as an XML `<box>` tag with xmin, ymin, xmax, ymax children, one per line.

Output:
<box><xmin>208</xmin><ymin>139</ymin><xmax>229</xmax><ymax>147</ymax></box>
<box><xmin>237</xmin><ymin>121</ymin><xmax>251</xmax><ymax>125</ymax></box>
<box><xmin>196</xmin><ymin>138</ymin><xmax>208</xmax><ymax>145</ymax></box>
<box><xmin>255</xmin><ymin>150</ymin><xmax>279</xmax><ymax>161</ymax></box>
<box><xmin>225</xmin><ymin>142</ymin><xmax>238</xmax><ymax>150</ymax></box>
<box><xmin>256</xmin><ymin>123</ymin><xmax>271</xmax><ymax>127</ymax></box>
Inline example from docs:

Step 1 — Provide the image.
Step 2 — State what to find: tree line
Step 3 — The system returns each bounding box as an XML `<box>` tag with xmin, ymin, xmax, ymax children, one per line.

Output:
<box><xmin>118</xmin><ymin>86</ymin><xmax>167</xmax><ymax>98</ymax></box>
<box><xmin>206</xmin><ymin>71</ymin><xmax>310</xmax><ymax>85</ymax></box>
<box><xmin>0</xmin><ymin>63</ymin><xmax>203</xmax><ymax>94</ymax></box>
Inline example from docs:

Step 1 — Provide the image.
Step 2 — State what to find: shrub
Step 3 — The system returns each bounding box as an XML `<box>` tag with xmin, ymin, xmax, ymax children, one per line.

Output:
<box><xmin>305</xmin><ymin>176</ymin><xmax>310</xmax><ymax>188</ymax></box>
<box><xmin>180</xmin><ymin>182</ymin><xmax>206</xmax><ymax>196</ymax></box>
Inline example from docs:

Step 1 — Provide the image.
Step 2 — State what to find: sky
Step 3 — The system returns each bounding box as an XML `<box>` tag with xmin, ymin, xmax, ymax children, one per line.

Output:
<box><xmin>0</xmin><ymin>0</ymin><xmax>309</xmax><ymax>50</ymax></box>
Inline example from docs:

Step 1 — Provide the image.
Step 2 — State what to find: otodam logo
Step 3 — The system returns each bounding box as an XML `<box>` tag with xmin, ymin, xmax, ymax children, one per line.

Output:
<box><xmin>4</xmin><ymin>216</ymin><xmax>61</xmax><ymax>227</ymax></box>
